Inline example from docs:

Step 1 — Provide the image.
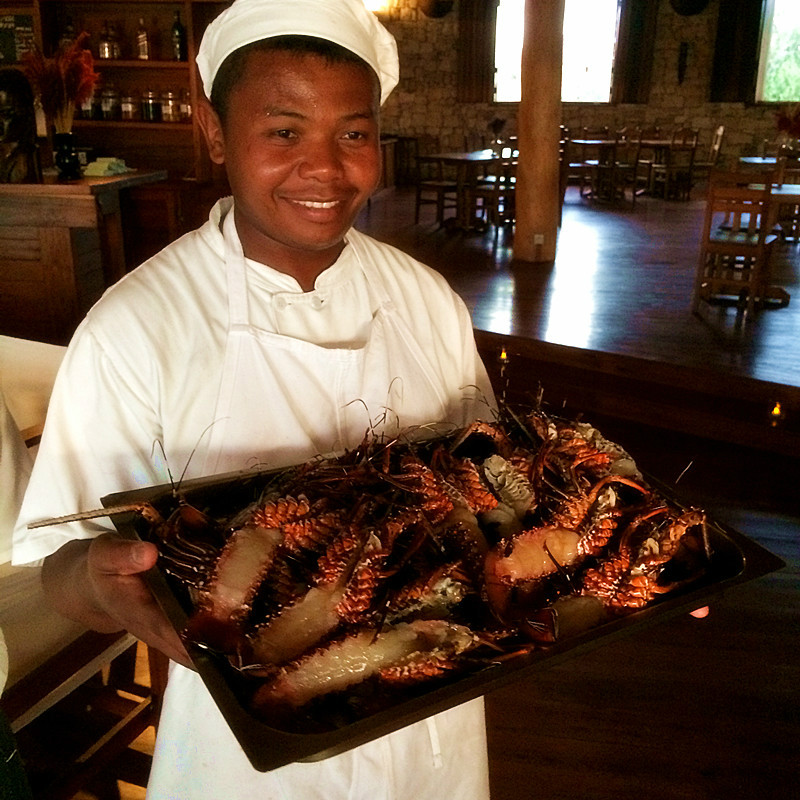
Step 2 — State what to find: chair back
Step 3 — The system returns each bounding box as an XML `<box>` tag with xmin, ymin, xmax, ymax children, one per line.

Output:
<box><xmin>705</xmin><ymin>183</ymin><xmax>771</xmax><ymax>240</ymax></box>
<box><xmin>671</xmin><ymin>127</ymin><xmax>699</xmax><ymax>148</ymax></box>
<box><xmin>693</xmin><ymin>174</ymin><xmax>776</xmax><ymax>315</ymax></box>
<box><xmin>414</xmin><ymin>135</ymin><xmax>444</xmax><ymax>180</ymax></box>
<box><xmin>775</xmin><ymin>153</ymin><xmax>800</xmax><ymax>186</ymax></box>
<box><xmin>470</xmin><ymin>157</ymin><xmax>516</xmax><ymax>228</ymax></box>
<box><xmin>577</xmin><ymin>126</ymin><xmax>610</xmax><ymax>160</ymax></box>
<box><xmin>669</xmin><ymin>127</ymin><xmax>699</xmax><ymax>167</ymax></box>
<box><xmin>464</xmin><ymin>132</ymin><xmax>489</xmax><ymax>152</ymax></box>
<box><xmin>707</xmin><ymin>125</ymin><xmax>725</xmax><ymax>165</ymax></box>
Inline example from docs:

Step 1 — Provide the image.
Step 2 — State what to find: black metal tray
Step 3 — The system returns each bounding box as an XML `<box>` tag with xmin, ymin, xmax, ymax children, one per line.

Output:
<box><xmin>103</xmin><ymin>467</ymin><xmax>785</xmax><ymax>773</ymax></box>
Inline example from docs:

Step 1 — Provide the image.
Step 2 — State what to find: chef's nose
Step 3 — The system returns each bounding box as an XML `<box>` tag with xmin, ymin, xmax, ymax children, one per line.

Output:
<box><xmin>299</xmin><ymin>139</ymin><xmax>344</xmax><ymax>180</ymax></box>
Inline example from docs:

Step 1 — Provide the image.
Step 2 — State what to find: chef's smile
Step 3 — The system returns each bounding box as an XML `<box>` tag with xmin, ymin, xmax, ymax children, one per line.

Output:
<box><xmin>201</xmin><ymin>48</ymin><xmax>381</xmax><ymax>282</ymax></box>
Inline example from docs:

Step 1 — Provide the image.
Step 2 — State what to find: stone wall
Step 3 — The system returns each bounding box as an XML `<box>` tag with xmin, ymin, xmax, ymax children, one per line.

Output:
<box><xmin>378</xmin><ymin>0</ymin><xmax>782</xmax><ymax>164</ymax></box>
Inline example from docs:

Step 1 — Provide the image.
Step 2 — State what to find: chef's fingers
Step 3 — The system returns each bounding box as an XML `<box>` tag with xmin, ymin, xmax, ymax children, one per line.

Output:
<box><xmin>88</xmin><ymin>535</ymin><xmax>159</xmax><ymax>576</ymax></box>
<box><xmin>85</xmin><ymin>536</ymin><xmax>193</xmax><ymax>667</ymax></box>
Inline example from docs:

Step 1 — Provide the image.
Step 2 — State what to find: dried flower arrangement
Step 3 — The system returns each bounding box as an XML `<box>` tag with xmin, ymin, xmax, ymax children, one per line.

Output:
<box><xmin>775</xmin><ymin>103</ymin><xmax>800</xmax><ymax>140</ymax></box>
<box><xmin>21</xmin><ymin>33</ymin><xmax>99</xmax><ymax>134</ymax></box>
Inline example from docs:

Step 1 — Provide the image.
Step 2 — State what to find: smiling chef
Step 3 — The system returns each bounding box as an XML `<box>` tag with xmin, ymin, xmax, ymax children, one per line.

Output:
<box><xmin>13</xmin><ymin>0</ymin><xmax>495</xmax><ymax>797</ymax></box>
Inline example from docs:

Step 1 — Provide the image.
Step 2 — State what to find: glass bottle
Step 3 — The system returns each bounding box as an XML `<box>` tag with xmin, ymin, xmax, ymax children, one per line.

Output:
<box><xmin>141</xmin><ymin>89</ymin><xmax>162</xmax><ymax>122</ymax></box>
<box><xmin>171</xmin><ymin>10</ymin><xmax>187</xmax><ymax>62</ymax></box>
<box><xmin>108</xmin><ymin>22</ymin><xmax>121</xmax><ymax>59</ymax></box>
<box><xmin>179</xmin><ymin>88</ymin><xmax>192</xmax><ymax>122</ymax></box>
<box><xmin>121</xmin><ymin>91</ymin><xmax>140</xmax><ymax>121</ymax></box>
<box><xmin>97</xmin><ymin>21</ymin><xmax>112</xmax><ymax>59</ymax></box>
<box><xmin>79</xmin><ymin>88</ymin><xmax>97</xmax><ymax>120</ymax></box>
<box><xmin>100</xmin><ymin>85</ymin><xmax>121</xmax><ymax>121</ymax></box>
<box><xmin>136</xmin><ymin>18</ymin><xmax>150</xmax><ymax>60</ymax></box>
<box><xmin>58</xmin><ymin>16</ymin><xmax>75</xmax><ymax>49</ymax></box>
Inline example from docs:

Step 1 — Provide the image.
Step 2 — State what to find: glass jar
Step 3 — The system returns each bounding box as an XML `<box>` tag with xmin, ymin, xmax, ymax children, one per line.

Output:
<box><xmin>120</xmin><ymin>92</ymin><xmax>140</xmax><ymax>121</ymax></box>
<box><xmin>79</xmin><ymin>89</ymin><xmax>97</xmax><ymax>121</ymax></box>
<box><xmin>100</xmin><ymin>86</ymin><xmax>120</xmax><ymax>121</ymax></box>
<box><xmin>141</xmin><ymin>90</ymin><xmax>162</xmax><ymax>123</ymax></box>
<box><xmin>179</xmin><ymin>89</ymin><xmax>192</xmax><ymax>122</ymax></box>
<box><xmin>161</xmin><ymin>90</ymin><xmax>180</xmax><ymax>123</ymax></box>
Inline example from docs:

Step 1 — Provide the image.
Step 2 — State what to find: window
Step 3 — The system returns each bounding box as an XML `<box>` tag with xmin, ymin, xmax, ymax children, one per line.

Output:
<box><xmin>494</xmin><ymin>0</ymin><xmax>621</xmax><ymax>103</ymax></box>
<box><xmin>456</xmin><ymin>0</ymin><xmax>654</xmax><ymax>105</ymax></box>
<box><xmin>757</xmin><ymin>0</ymin><xmax>800</xmax><ymax>102</ymax></box>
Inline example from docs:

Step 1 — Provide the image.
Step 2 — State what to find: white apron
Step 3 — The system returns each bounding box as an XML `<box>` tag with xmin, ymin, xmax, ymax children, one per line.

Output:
<box><xmin>147</xmin><ymin>210</ymin><xmax>490</xmax><ymax>799</ymax></box>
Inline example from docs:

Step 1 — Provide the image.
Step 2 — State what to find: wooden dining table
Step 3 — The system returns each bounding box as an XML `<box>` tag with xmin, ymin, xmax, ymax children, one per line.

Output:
<box><xmin>749</xmin><ymin>180</ymin><xmax>800</xmax><ymax>236</ymax></box>
<box><xmin>739</xmin><ymin>156</ymin><xmax>778</xmax><ymax>169</ymax></box>
<box><xmin>416</xmin><ymin>148</ymin><xmax>502</xmax><ymax>229</ymax></box>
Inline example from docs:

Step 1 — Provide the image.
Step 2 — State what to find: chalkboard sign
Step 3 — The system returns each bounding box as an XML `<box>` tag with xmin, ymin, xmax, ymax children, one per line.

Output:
<box><xmin>0</xmin><ymin>14</ymin><xmax>35</xmax><ymax>65</ymax></box>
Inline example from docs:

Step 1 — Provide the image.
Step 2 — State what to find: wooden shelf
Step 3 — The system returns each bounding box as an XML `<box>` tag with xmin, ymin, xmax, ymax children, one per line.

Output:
<box><xmin>74</xmin><ymin>118</ymin><xmax>192</xmax><ymax>132</ymax></box>
<box><xmin>92</xmin><ymin>57</ymin><xmax>189</xmax><ymax>68</ymax></box>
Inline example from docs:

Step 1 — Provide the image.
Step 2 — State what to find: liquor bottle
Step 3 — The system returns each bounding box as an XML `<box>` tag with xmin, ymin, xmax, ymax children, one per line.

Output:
<box><xmin>108</xmin><ymin>22</ymin><xmax>121</xmax><ymax>59</ymax></box>
<box><xmin>97</xmin><ymin>21</ymin><xmax>112</xmax><ymax>59</ymax></box>
<box><xmin>171</xmin><ymin>11</ymin><xmax>187</xmax><ymax>62</ymax></box>
<box><xmin>136</xmin><ymin>18</ymin><xmax>150</xmax><ymax>60</ymax></box>
<box><xmin>58</xmin><ymin>16</ymin><xmax>75</xmax><ymax>49</ymax></box>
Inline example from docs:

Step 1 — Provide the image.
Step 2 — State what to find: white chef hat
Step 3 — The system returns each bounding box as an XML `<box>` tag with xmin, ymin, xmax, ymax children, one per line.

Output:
<box><xmin>196</xmin><ymin>0</ymin><xmax>399</xmax><ymax>105</ymax></box>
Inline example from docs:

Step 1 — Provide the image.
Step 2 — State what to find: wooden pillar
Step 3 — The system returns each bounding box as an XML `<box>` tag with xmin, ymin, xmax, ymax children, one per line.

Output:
<box><xmin>514</xmin><ymin>0</ymin><xmax>565</xmax><ymax>263</ymax></box>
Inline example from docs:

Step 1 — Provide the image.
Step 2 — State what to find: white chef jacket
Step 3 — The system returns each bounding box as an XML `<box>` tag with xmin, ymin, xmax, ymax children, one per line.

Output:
<box><xmin>14</xmin><ymin>197</ymin><xmax>495</xmax><ymax>798</ymax></box>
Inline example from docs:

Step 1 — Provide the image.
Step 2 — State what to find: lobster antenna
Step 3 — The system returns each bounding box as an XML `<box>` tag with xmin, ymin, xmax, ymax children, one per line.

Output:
<box><xmin>152</xmin><ymin>439</ymin><xmax>176</xmax><ymax>494</ymax></box>
<box><xmin>674</xmin><ymin>459</ymin><xmax>694</xmax><ymax>485</ymax></box>
<box><xmin>152</xmin><ymin>419</ymin><xmax>227</xmax><ymax>498</ymax></box>
<box><xmin>177</xmin><ymin>419</ymin><xmax>224</xmax><ymax>491</ymax></box>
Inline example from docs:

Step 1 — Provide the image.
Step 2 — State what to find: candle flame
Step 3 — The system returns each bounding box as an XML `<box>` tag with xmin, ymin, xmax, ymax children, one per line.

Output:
<box><xmin>771</xmin><ymin>401</ymin><xmax>783</xmax><ymax>418</ymax></box>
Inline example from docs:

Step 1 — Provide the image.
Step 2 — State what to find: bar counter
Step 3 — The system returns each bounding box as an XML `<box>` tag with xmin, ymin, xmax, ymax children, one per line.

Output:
<box><xmin>0</xmin><ymin>170</ymin><xmax>168</xmax><ymax>344</ymax></box>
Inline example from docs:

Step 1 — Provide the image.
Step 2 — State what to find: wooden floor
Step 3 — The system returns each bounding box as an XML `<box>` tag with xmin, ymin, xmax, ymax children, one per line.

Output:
<box><xmin>19</xmin><ymin>185</ymin><xmax>800</xmax><ymax>799</ymax></box>
<box><xmin>358</xmin><ymin>185</ymin><xmax>800</xmax><ymax>390</ymax></box>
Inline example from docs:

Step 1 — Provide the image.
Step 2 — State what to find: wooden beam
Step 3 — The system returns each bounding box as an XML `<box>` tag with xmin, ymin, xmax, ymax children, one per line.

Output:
<box><xmin>514</xmin><ymin>0</ymin><xmax>565</xmax><ymax>262</ymax></box>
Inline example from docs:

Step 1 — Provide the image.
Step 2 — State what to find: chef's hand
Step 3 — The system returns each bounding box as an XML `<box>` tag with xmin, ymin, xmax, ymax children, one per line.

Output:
<box><xmin>42</xmin><ymin>535</ymin><xmax>192</xmax><ymax>668</ymax></box>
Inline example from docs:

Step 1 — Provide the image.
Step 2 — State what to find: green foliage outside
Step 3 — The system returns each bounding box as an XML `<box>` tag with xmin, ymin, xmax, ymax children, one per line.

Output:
<box><xmin>762</xmin><ymin>27</ymin><xmax>800</xmax><ymax>101</ymax></box>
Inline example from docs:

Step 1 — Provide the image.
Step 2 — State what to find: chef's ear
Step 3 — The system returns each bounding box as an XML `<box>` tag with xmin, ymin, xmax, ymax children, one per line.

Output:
<box><xmin>197</xmin><ymin>97</ymin><xmax>225</xmax><ymax>165</ymax></box>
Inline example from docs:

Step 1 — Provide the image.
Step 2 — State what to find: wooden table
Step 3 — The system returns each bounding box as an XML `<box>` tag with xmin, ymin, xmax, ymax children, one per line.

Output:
<box><xmin>417</xmin><ymin>149</ymin><xmax>499</xmax><ymax>229</ymax></box>
<box><xmin>749</xmin><ymin>180</ymin><xmax>800</xmax><ymax>235</ymax></box>
<box><xmin>739</xmin><ymin>156</ymin><xmax>778</xmax><ymax>168</ymax></box>
<box><xmin>0</xmin><ymin>170</ymin><xmax>168</xmax><ymax>343</ymax></box>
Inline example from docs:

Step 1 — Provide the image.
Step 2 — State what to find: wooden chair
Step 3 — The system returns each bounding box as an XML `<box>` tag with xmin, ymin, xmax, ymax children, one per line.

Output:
<box><xmin>631</xmin><ymin>126</ymin><xmax>662</xmax><ymax>197</ymax></box>
<box><xmin>413</xmin><ymin>137</ymin><xmax>458</xmax><ymax>226</ymax></box>
<box><xmin>470</xmin><ymin>157</ymin><xmax>516</xmax><ymax>234</ymax></box>
<box><xmin>463</xmin><ymin>132</ymin><xmax>488</xmax><ymax>152</ymax></box>
<box><xmin>586</xmin><ymin>130</ymin><xmax>631</xmax><ymax>204</ymax></box>
<box><xmin>692</xmin><ymin>124</ymin><xmax>725</xmax><ymax>184</ymax></box>
<box><xmin>2</xmin><ymin>633</ymin><xmax>167</xmax><ymax>799</ymax></box>
<box><xmin>567</xmin><ymin>126</ymin><xmax>610</xmax><ymax>197</ymax></box>
<box><xmin>692</xmin><ymin>171</ymin><xmax>784</xmax><ymax>317</ymax></box>
<box><xmin>652</xmin><ymin>127</ymin><xmax>699</xmax><ymax>200</ymax></box>
<box><xmin>773</xmin><ymin>156</ymin><xmax>800</xmax><ymax>240</ymax></box>
<box><xmin>0</xmin><ymin>335</ymin><xmax>168</xmax><ymax>798</ymax></box>
<box><xmin>611</xmin><ymin>133</ymin><xmax>641</xmax><ymax>206</ymax></box>
<box><xmin>559</xmin><ymin>127</ymin><xmax>570</xmax><ymax>224</ymax></box>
